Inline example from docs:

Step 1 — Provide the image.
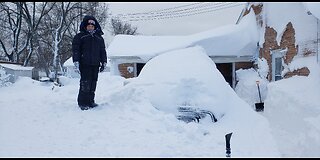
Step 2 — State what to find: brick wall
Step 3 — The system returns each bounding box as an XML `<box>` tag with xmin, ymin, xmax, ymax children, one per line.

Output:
<box><xmin>246</xmin><ymin>3</ymin><xmax>310</xmax><ymax>81</ymax></box>
<box><xmin>244</xmin><ymin>3</ymin><xmax>263</xmax><ymax>27</ymax></box>
<box><xmin>118</xmin><ymin>63</ymin><xmax>134</xmax><ymax>78</ymax></box>
<box><xmin>260</xmin><ymin>27</ymin><xmax>279</xmax><ymax>81</ymax></box>
<box><xmin>235</xmin><ymin>62</ymin><xmax>254</xmax><ymax>70</ymax></box>
<box><xmin>279</xmin><ymin>22</ymin><xmax>298</xmax><ymax>65</ymax></box>
<box><xmin>284</xmin><ymin>67</ymin><xmax>310</xmax><ymax>78</ymax></box>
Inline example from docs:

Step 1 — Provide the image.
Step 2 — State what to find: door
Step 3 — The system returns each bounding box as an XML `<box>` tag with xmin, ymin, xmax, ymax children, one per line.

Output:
<box><xmin>216</xmin><ymin>63</ymin><xmax>233</xmax><ymax>87</ymax></box>
<box><xmin>135</xmin><ymin>63</ymin><xmax>145</xmax><ymax>77</ymax></box>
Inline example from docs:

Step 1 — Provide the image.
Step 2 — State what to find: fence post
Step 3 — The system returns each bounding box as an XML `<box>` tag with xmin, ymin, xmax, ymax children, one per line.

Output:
<box><xmin>225</xmin><ymin>132</ymin><xmax>233</xmax><ymax>157</ymax></box>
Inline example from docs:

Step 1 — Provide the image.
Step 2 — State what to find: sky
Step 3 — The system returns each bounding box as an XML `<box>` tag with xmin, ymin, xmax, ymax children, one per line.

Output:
<box><xmin>1</xmin><ymin>2</ymin><xmax>320</xmax><ymax>158</ymax></box>
<box><xmin>104</xmin><ymin>2</ymin><xmax>246</xmax><ymax>44</ymax></box>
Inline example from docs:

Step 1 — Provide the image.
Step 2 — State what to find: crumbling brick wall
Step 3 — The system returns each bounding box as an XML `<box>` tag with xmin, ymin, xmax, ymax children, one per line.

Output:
<box><xmin>246</xmin><ymin>3</ymin><xmax>310</xmax><ymax>81</ymax></box>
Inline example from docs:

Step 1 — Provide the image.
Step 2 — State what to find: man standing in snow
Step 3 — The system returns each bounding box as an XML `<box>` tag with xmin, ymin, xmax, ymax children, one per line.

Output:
<box><xmin>72</xmin><ymin>15</ymin><xmax>107</xmax><ymax>110</ymax></box>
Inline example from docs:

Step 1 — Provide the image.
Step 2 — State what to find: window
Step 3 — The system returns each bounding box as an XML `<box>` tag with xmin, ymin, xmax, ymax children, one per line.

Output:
<box><xmin>271</xmin><ymin>49</ymin><xmax>286</xmax><ymax>81</ymax></box>
<box><xmin>274</xmin><ymin>57</ymin><xmax>282</xmax><ymax>81</ymax></box>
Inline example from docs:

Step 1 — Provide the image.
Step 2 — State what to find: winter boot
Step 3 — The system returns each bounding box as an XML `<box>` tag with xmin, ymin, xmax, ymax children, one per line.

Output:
<box><xmin>79</xmin><ymin>105</ymin><xmax>90</xmax><ymax>110</ymax></box>
<box><xmin>89</xmin><ymin>102</ymin><xmax>98</xmax><ymax>108</ymax></box>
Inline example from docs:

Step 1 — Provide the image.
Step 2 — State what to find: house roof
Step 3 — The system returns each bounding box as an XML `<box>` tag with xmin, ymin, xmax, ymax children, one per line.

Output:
<box><xmin>107</xmin><ymin>9</ymin><xmax>259</xmax><ymax>62</ymax></box>
<box><xmin>108</xmin><ymin>35</ymin><xmax>190</xmax><ymax>62</ymax></box>
<box><xmin>63</xmin><ymin>57</ymin><xmax>74</xmax><ymax>67</ymax></box>
<box><xmin>0</xmin><ymin>63</ymin><xmax>33</xmax><ymax>70</ymax></box>
<box><xmin>190</xmin><ymin>9</ymin><xmax>259</xmax><ymax>57</ymax></box>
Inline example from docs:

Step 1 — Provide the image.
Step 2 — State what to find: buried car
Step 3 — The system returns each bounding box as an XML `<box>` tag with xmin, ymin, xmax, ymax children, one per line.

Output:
<box><xmin>122</xmin><ymin>46</ymin><xmax>280</xmax><ymax>156</ymax></box>
<box><xmin>128</xmin><ymin>46</ymin><xmax>248</xmax><ymax>123</ymax></box>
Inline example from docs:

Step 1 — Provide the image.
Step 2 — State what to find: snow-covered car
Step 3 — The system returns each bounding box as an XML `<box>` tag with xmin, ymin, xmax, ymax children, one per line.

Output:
<box><xmin>128</xmin><ymin>46</ymin><xmax>247</xmax><ymax>123</ymax></box>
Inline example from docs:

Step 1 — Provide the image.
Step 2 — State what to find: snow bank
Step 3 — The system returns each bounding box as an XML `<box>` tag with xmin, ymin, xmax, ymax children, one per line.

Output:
<box><xmin>125</xmin><ymin>45</ymin><xmax>279</xmax><ymax>157</ymax></box>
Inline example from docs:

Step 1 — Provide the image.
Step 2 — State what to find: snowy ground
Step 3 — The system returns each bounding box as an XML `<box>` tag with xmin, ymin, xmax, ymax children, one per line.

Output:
<box><xmin>0</xmin><ymin>53</ymin><xmax>320</xmax><ymax>157</ymax></box>
<box><xmin>0</xmin><ymin>74</ymin><xmax>276</xmax><ymax>157</ymax></box>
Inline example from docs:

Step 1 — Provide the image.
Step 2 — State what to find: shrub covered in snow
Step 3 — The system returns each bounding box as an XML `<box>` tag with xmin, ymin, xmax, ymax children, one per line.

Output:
<box><xmin>0</xmin><ymin>66</ymin><xmax>13</xmax><ymax>87</ymax></box>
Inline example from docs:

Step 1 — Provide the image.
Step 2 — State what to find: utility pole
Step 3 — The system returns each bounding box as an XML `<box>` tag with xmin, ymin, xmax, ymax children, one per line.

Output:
<box><xmin>317</xmin><ymin>18</ymin><xmax>319</xmax><ymax>63</ymax></box>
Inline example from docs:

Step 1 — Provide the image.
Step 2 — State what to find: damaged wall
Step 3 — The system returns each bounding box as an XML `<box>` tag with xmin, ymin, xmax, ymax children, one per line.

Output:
<box><xmin>246</xmin><ymin>3</ymin><xmax>311</xmax><ymax>81</ymax></box>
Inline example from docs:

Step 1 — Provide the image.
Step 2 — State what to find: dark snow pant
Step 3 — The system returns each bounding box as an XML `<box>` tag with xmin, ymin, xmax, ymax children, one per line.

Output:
<box><xmin>78</xmin><ymin>64</ymin><xmax>99</xmax><ymax>106</ymax></box>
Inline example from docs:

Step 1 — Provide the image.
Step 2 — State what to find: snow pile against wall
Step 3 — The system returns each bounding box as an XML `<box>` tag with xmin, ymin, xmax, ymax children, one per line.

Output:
<box><xmin>234</xmin><ymin>54</ymin><xmax>320</xmax><ymax>157</ymax></box>
<box><xmin>263</xmin><ymin>64</ymin><xmax>320</xmax><ymax>157</ymax></box>
<box><xmin>235</xmin><ymin>68</ymin><xmax>268</xmax><ymax>108</ymax></box>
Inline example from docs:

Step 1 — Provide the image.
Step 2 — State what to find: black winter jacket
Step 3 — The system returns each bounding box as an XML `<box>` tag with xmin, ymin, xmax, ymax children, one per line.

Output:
<box><xmin>72</xmin><ymin>16</ymin><xmax>107</xmax><ymax>66</ymax></box>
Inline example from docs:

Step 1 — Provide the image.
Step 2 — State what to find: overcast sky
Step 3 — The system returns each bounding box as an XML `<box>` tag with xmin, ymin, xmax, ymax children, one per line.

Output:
<box><xmin>105</xmin><ymin>2</ymin><xmax>246</xmax><ymax>37</ymax></box>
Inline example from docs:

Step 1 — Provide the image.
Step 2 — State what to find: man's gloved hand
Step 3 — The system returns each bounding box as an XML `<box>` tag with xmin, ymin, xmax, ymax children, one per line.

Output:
<box><xmin>74</xmin><ymin>61</ymin><xmax>80</xmax><ymax>74</ymax></box>
<box><xmin>99</xmin><ymin>62</ymin><xmax>107</xmax><ymax>72</ymax></box>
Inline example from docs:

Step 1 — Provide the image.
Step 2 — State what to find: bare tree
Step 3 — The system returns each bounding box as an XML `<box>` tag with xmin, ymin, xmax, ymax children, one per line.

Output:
<box><xmin>0</xmin><ymin>2</ymin><xmax>27</xmax><ymax>63</ymax></box>
<box><xmin>40</xmin><ymin>2</ymin><xmax>109</xmax><ymax>82</ymax></box>
<box><xmin>20</xmin><ymin>2</ymin><xmax>55</xmax><ymax>66</ymax></box>
<box><xmin>110</xmin><ymin>17</ymin><xmax>138</xmax><ymax>35</ymax></box>
<box><xmin>0</xmin><ymin>2</ymin><xmax>111</xmax><ymax>81</ymax></box>
<box><xmin>50</xmin><ymin>2</ymin><xmax>82</xmax><ymax>83</ymax></box>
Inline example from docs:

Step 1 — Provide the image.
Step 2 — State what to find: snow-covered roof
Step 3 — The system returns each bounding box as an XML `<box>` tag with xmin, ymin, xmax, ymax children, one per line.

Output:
<box><xmin>189</xmin><ymin>9</ymin><xmax>259</xmax><ymax>57</ymax></box>
<box><xmin>107</xmin><ymin>9</ymin><xmax>259</xmax><ymax>62</ymax></box>
<box><xmin>0</xmin><ymin>63</ymin><xmax>33</xmax><ymax>70</ymax></box>
<box><xmin>108</xmin><ymin>35</ymin><xmax>191</xmax><ymax>62</ymax></box>
<box><xmin>63</xmin><ymin>57</ymin><xmax>74</xmax><ymax>67</ymax></box>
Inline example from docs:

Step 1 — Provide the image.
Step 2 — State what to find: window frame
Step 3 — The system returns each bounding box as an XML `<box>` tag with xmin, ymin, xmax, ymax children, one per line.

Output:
<box><xmin>271</xmin><ymin>49</ymin><xmax>286</xmax><ymax>81</ymax></box>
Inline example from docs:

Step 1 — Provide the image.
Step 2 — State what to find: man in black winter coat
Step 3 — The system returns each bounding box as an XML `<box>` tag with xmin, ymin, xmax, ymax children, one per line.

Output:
<box><xmin>72</xmin><ymin>15</ymin><xmax>107</xmax><ymax>110</ymax></box>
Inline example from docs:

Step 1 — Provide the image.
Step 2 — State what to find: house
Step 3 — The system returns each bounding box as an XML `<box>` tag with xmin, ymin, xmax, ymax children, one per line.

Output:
<box><xmin>107</xmin><ymin>9</ymin><xmax>259</xmax><ymax>89</ymax></box>
<box><xmin>63</xmin><ymin>57</ymin><xmax>110</xmax><ymax>78</ymax></box>
<box><xmin>108</xmin><ymin>2</ymin><xmax>320</xmax><ymax>87</ymax></box>
<box><xmin>242</xmin><ymin>2</ymin><xmax>320</xmax><ymax>81</ymax></box>
<box><xmin>0</xmin><ymin>61</ymin><xmax>34</xmax><ymax>83</ymax></box>
<box><xmin>63</xmin><ymin>57</ymin><xmax>80</xmax><ymax>78</ymax></box>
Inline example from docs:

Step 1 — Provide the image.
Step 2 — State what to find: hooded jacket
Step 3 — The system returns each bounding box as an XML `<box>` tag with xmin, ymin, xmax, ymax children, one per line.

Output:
<box><xmin>72</xmin><ymin>15</ymin><xmax>107</xmax><ymax>66</ymax></box>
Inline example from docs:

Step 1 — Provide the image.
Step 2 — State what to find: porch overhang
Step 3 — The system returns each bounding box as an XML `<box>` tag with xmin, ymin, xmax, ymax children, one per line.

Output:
<box><xmin>209</xmin><ymin>55</ymin><xmax>255</xmax><ymax>63</ymax></box>
<box><xmin>109</xmin><ymin>56</ymin><xmax>146</xmax><ymax>64</ymax></box>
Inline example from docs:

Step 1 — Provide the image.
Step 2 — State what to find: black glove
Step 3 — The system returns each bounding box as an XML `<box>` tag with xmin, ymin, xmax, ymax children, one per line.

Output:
<box><xmin>99</xmin><ymin>62</ymin><xmax>107</xmax><ymax>72</ymax></box>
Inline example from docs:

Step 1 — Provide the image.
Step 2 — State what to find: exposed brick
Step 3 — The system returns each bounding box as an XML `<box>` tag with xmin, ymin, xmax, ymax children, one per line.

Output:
<box><xmin>235</xmin><ymin>62</ymin><xmax>254</xmax><ymax>70</ymax></box>
<box><xmin>283</xmin><ymin>67</ymin><xmax>310</xmax><ymax>78</ymax></box>
<box><xmin>244</xmin><ymin>3</ymin><xmax>263</xmax><ymax>16</ymax></box>
<box><xmin>244</xmin><ymin>4</ymin><xmax>263</xmax><ymax>27</ymax></box>
<box><xmin>118</xmin><ymin>63</ymin><xmax>134</xmax><ymax>78</ymax></box>
<box><xmin>259</xmin><ymin>20</ymin><xmax>306</xmax><ymax>81</ymax></box>
<box><xmin>279</xmin><ymin>22</ymin><xmax>298</xmax><ymax>65</ymax></box>
<box><xmin>259</xmin><ymin>26</ymin><xmax>279</xmax><ymax>81</ymax></box>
